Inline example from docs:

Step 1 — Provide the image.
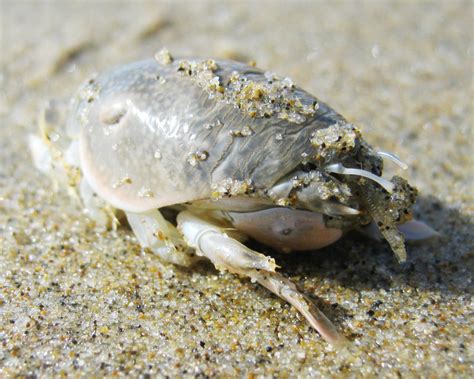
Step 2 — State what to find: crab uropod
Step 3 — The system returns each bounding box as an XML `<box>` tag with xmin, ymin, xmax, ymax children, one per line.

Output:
<box><xmin>30</xmin><ymin>49</ymin><xmax>437</xmax><ymax>346</ymax></box>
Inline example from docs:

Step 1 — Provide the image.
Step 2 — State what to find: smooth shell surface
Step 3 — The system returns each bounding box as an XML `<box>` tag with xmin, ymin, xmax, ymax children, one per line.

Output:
<box><xmin>228</xmin><ymin>207</ymin><xmax>343</xmax><ymax>252</ymax></box>
<box><xmin>76</xmin><ymin>59</ymin><xmax>344</xmax><ymax>212</ymax></box>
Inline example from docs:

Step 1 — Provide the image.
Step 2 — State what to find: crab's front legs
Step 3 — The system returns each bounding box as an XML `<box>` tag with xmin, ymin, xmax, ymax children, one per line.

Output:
<box><xmin>177</xmin><ymin>210</ymin><xmax>348</xmax><ymax>347</ymax></box>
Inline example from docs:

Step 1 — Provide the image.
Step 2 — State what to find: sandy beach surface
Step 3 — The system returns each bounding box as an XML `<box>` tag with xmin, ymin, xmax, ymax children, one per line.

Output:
<box><xmin>1</xmin><ymin>1</ymin><xmax>473</xmax><ymax>377</ymax></box>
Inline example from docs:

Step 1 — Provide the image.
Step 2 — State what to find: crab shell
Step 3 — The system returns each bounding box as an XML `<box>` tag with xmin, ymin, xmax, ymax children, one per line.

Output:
<box><xmin>74</xmin><ymin>58</ymin><xmax>349</xmax><ymax>215</ymax></box>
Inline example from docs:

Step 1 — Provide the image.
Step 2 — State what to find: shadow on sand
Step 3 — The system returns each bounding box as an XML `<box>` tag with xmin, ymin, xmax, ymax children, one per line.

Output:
<box><xmin>271</xmin><ymin>194</ymin><xmax>473</xmax><ymax>295</ymax></box>
<box><xmin>235</xmin><ymin>194</ymin><xmax>472</xmax><ymax>325</ymax></box>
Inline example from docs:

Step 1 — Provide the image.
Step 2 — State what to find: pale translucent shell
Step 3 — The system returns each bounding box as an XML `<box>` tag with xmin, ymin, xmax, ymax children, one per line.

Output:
<box><xmin>76</xmin><ymin>59</ymin><xmax>343</xmax><ymax>212</ymax></box>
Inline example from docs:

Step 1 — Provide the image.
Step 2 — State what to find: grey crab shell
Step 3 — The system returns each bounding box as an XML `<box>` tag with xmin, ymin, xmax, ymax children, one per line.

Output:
<box><xmin>74</xmin><ymin>58</ymin><xmax>347</xmax><ymax>213</ymax></box>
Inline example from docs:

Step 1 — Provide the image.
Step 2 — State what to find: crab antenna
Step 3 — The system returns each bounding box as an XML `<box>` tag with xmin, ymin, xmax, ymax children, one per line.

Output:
<box><xmin>377</xmin><ymin>151</ymin><xmax>408</xmax><ymax>170</ymax></box>
<box><xmin>325</xmin><ymin>163</ymin><xmax>395</xmax><ymax>193</ymax></box>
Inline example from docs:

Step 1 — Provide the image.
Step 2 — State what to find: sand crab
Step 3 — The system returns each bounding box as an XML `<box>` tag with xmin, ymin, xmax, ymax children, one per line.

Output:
<box><xmin>29</xmin><ymin>49</ymin><xmax>436</xmax><ymax>347</ymax></box>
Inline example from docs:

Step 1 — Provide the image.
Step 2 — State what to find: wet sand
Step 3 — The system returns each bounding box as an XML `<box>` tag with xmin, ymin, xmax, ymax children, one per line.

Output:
<box><xmin>1</xmin><ymin>1</ymin><xmax>473</xmax><ymax>377</ymax></box>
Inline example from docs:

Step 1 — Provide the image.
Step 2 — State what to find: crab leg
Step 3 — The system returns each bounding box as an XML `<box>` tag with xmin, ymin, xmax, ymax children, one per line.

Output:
<box><xmin>177</xmin><ymin>210</ymin><xmax>348</xmax><ymax>347</ymax></box>
<box><xmin>127</xmin><ymin>210</ymin><xmax>198</xmax><ymax>267</ymax></box>
<box><xmin>245</xmin><ymin>269</ymin><xmax>347</xmax><ymax>347</ymax></box>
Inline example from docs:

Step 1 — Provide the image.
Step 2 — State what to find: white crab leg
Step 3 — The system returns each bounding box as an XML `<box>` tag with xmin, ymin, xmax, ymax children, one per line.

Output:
<box><xmin>127</xmin><ymin>209</ymin><xmax>198</xmax><ymax>267</ymax></box>
<box><xmin>177</xmin><ymin>211</ymin><xmax>277</xmax><ymax>272</ymax></box>
<box><xmin>177</xmin><ymin>210</ymin><xmax>348</xmax><ymax>347</ymax></box>
<box><xmin>246</xmin><ymin>269</ymin><xmax>348</xmax><ymax>346</ymax></box>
